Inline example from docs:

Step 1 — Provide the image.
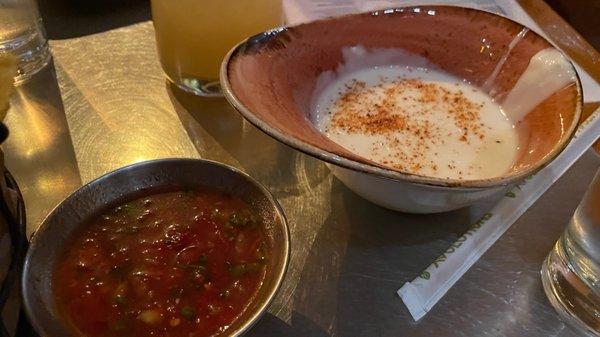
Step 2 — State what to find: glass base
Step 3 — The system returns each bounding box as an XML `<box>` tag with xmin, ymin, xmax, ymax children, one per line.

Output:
<box><xmin>172</xmin><ymin>77</ymin><xmax>223</xmax><ymax>97</ymax></box>
<box><xmin>541</xmin><ymin>239</ymin><xmax>600</xmax><ymax>336</ymax></box>
<box><xmin>0</xmin><ymin>28</ymin><xmax>51</xmax><ymax>84</ymax></box>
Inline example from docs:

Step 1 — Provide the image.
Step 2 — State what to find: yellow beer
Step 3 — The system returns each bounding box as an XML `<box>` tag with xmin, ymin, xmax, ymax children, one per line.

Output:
<box><xmin>151</xmin><ymin>0</ymin><xmax>282</xmax><ymax>95</ymax></box>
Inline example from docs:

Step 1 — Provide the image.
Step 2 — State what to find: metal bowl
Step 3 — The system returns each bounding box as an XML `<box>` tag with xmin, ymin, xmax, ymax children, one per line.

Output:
<box><xmin>21</xmin><ymin>158</ymin><xmax>290</xmax><ymax>337</ymax></box>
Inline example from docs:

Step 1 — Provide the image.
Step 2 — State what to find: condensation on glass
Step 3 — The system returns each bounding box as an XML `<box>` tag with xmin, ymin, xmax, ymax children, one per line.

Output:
<box><xmin>0</xmin><ymin>0</ymin><xmax>50</xmax><ymax>83</ymax></box>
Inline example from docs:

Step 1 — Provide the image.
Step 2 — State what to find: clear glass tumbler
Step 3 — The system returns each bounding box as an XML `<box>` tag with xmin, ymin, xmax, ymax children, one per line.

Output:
<box><xmin>0</xmin><ymin>0</ymin><xmax>50</xmax><ymax>83</ymax></box>
<box><xmin>151</xmin><ymin>0</ymin><xmax>282</xmax><ymax>97</ymax></box>
<box><xmin>542</xmin><ymin>168</ymin><xmax>600</xmax><ymax>336</ymax></box>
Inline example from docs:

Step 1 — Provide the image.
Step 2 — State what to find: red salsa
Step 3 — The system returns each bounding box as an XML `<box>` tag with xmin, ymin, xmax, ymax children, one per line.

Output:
<box><xmin>53</xmin><ymin>189</ymin><xmax>269</xmax><ymax>337</ymax></box>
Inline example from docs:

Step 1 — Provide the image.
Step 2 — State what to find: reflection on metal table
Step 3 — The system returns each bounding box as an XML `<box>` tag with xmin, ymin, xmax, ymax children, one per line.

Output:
<box><xmin>3</xmin><ymin>2</ymin><xmax>600</xmax><ymax>337</ymax></box>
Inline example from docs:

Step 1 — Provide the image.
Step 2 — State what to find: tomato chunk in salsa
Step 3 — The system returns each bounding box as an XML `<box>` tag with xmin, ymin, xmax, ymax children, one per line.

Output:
<box><xmin>53</xmin><ymin>189</ymin><xmax>269</xmax><ymax>337</ymax></box>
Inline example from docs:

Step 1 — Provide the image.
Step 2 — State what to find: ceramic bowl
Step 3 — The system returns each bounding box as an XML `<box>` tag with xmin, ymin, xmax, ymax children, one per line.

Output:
<box><xmin>221</xmin><ymin>6</ymin><xmax>582</xmax><ymax>213</ymax></box>
<box><xmin>22</xmin><ymin>158</ymin><xmax>290</xmax><ymax>336</ymax></box>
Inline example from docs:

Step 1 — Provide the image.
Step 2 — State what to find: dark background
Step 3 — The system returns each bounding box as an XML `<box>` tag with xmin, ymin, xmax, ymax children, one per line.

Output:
<box><xmin>15</xmin><ymin>0</ymin><xmax>599</xmax><ymax>336</ymax></box>
<box><xmin>37</xmin><ymin>0</ymin><xmax>600</xmax><ymax>52</ymax></box>
<box><xmin>545</xmin><ymin>0</ymin><xmax>600</xmax><ymax>49</ymax></box>
<box><xmin>38</xmin><ymin>0</ymin><xmax>151</xmax><ymax>39</ymax></box>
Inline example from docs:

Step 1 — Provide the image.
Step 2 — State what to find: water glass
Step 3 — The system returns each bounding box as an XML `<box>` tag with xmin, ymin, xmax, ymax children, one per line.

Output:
<box><xmin>0</xmin><ymin>0</ymin><xmax>50</xmax><ymax>83</ymax></box>
<box><xmin>151</xmin><ymin>0</ymin><xmax>282</xmax><ymax>97</ymax></box>
<box><xmin>541</xmin><ymin>168</ymin><xmax>600</xmax><ymax>336</ymax></box>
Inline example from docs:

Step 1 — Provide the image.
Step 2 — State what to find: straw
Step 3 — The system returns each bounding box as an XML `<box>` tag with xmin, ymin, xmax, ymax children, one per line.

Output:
<box><xmin>398</xmin><ymin>107</ymin><xmax>600</xmax><ymax>320</ymax></box>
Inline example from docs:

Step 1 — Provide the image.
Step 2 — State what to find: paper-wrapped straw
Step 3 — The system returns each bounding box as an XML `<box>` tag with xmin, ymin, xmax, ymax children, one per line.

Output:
<box><xmin>398</xmin><ymin>108</ymin><xmax>600</xmax><ymax>321</ymax></box>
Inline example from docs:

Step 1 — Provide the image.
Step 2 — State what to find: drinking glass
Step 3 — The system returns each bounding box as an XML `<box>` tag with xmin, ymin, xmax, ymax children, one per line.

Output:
<box><xmin>541</xmin><ymin>168</ymin><xmax>600</xmax><ymax>336</ymax></box>
<box><xmin>151</xmin><ymin>0</ymin><xmax>282</xmax><ymax>97</ymax></box>
<box><xmin>0</xmin><ymin>0</ymin><xmax>50</xmax><ymax>83</ymax></box>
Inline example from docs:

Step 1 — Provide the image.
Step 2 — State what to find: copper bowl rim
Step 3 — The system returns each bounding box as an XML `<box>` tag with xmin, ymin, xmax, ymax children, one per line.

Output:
<box><xmin>220</xmin><ymin>5</ymin><xmax>583</xmax><ymax>190</ymax></box>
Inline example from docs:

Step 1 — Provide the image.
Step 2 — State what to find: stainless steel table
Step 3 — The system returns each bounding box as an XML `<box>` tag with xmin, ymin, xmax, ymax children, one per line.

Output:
<box><xmin>4</xmin><ymin>6</ymin><xmax>600</xmax><ymax>337</ymax></box>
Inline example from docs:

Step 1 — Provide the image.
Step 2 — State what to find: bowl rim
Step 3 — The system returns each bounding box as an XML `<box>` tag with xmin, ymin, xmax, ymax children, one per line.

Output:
<box><xmin>220</xmin><ymin>5</ymin><xmax>583</xmax><ymax>190</ymax></box>
<box><xmin>21</xmin><ymin>157</ymin><xmax>291</xmax><ymax>337</ymax></box>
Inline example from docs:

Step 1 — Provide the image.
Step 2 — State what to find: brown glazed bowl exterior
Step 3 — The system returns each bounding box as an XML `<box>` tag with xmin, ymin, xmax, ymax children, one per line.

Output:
<box><xmin>221</xmin><ymin>6</ymin><xmax>582</xmax><ymax>212</ymax></box>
